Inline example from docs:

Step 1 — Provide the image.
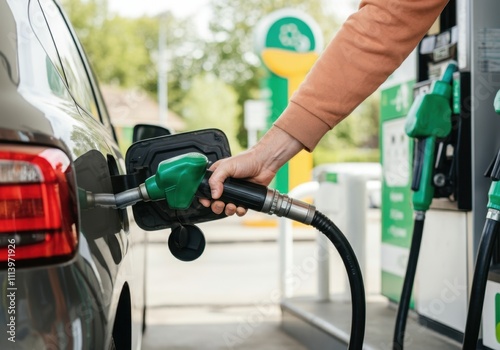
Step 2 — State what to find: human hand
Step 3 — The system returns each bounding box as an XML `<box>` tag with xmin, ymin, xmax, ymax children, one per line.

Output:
<box><xmin>198</xmin><ymin>149</ymin><xmax>277</xmax><ymax>216</ymax></box>
<box><xmin>198</xmin><ymin>126</ymin><xmax>304</xmax><ymax>216</ymax></box>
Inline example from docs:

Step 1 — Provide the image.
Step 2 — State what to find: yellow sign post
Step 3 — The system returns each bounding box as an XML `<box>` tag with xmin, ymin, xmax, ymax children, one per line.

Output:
<box><xmin>255</xmin><ymin>9</ymin><xmax>323</xmax><ymax>191</ymax></box>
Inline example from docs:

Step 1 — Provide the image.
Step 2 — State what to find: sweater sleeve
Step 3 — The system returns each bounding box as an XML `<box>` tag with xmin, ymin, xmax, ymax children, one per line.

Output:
<box><xmin>274</xmin><ymin>0</ymin><xmax>450</xmax><ymax>151</ymax></box>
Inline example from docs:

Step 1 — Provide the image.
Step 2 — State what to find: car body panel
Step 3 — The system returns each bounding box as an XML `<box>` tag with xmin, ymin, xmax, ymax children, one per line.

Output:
<box><xmin>0</xmin><ymin>0</ymin><xmax>146</xmax><ymax>348</ymax></box>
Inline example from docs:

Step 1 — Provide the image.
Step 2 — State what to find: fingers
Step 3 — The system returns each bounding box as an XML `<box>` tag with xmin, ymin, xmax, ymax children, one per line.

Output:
<box><xmin>222</xmin><ymin>203</ymin><xmax>247</xmax><ymax>216</ymax></box>
<box><xmin>235</xmin><ymin>206</ymin><xmax>247</xmax><ymax>217</ymax></box>
<box><xmin>198</xmin><ymin>198</ymin><xmax>247</xmax><ymax>217</ymax></box>
<box><xmin>198</xmin><ymin>198</ymin><xmax>211</xmax><ymax>208</ymax></box>
<box><xmin>207</xmin><ymin>160</ymin><xmax>233</xmax><ymax>200</ymax></box>
<box><xmin>211</xmin><ymin>201</ymin><xmax>247</xmax><ymax>217</ymax></box>
<box><xmin>210</xmin><ymin>200</ymin><xmax>225</xmax><ymax>215</ymax></box>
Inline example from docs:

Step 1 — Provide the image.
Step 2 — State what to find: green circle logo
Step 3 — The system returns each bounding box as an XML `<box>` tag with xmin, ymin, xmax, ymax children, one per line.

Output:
<box><xmin>255</xmin><ymin>8</ymin><xmax>323</xmax><ymax>54</ymax></box>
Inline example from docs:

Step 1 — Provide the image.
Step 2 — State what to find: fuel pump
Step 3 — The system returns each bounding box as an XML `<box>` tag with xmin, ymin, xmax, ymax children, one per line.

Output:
<box><xmin>462</xmin><ymin>90</ymin><xmax>500</xmax><ymax>349</ymax></box>
<box><xmin>81</xmin><ymin>151</ymin><xmax>366</xmax><ymax>350</ymax></box>
<box><xmin>393</xmin><ymin>62</ymin><xmax>457</xmax><ymax>349</ymax></box>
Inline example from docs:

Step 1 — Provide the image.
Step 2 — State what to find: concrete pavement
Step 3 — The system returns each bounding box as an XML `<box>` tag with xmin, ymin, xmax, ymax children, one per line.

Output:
<box><xmin>142</xmin><ymin>212</ymin><xmax>314</xmax><ymax>349</ymax></box>
<box><xmin>141</xmin><ymin>210</ymin><xmax>381</xmax><ymax>349</ymax></box>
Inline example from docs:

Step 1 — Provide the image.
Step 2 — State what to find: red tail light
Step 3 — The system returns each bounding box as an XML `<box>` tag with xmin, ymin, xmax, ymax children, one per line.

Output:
<box><xmin>0</xmin><ymin>145</ymin><xmax>78</xmax><ymax>264</ymax></box>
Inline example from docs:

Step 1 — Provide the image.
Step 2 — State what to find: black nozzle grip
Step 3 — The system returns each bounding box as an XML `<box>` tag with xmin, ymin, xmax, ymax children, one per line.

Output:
<box><xmin>197</xmin><ymin>171</ymin><xmax>269</xmax><ymax>211</ymax></box>
<box><xmin>411</xmin><ymin>138</ymin><xmax>426</xmax><ymax>191</ymax></box>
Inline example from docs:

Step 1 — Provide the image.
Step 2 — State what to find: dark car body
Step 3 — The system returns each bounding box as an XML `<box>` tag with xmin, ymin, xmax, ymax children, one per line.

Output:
<box><xmin>0</xmin><ymin>0</ymin><xmax>146</xmax><ymax>348</ymax></box>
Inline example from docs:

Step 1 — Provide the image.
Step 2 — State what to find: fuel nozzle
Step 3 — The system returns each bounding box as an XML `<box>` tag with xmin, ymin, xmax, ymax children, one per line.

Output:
<box><xmin>404</xmin><ymin>61</ymin><xmax>457</xmax><ymax>211</ymax></box>
<box><xmin>141</xmin><ymin>152</ymin><xmax>316</xmax><ymax>224</ymax></box>
<box><xmin>83</xmin><ymin>151</ymin><xmax>316</xmax><ymax>225</ymax></box>
<box><xmin>486</xmin><ymin>89</ymin><xmax>500</xmax><ymax>182</ymax></box>
<box><xmin>196</xmin><ymin>171</ymin><xmax>316</xmax><ymax>224</ymax></box>
<box><xmin>484</xmin><ymin>89</ymin><xmax>500</xmax><ymax>211</ymax></box>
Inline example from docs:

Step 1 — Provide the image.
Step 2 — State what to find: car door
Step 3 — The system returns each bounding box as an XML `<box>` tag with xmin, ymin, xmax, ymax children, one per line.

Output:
<box><xmin>33</xmin><ymin>0</ymin><xmax>146</xmax><ymax>347</ymax></box>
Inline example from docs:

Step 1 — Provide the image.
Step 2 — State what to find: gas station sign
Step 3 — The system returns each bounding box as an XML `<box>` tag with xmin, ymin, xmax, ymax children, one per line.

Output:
<box><xmin>255</xmin><ymin>9</ymin><xmax>323</xmax><ymax>192</ymax></box>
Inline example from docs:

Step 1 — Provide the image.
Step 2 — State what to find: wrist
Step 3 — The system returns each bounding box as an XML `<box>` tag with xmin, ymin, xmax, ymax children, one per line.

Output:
<box><xmin>250</xmin><ymin>126</ymin><xmax>304</xmax><ymax>172</ymax></box>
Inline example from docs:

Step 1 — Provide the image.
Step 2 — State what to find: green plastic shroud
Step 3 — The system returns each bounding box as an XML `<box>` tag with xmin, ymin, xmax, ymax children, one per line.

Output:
<box><xmin>405</xmin><ymin>62</ymin><xmax>456</xmax><ymax>211</ymax></box>
<box><xmin>494</xmin><ymin>89</ymin><xmax>500</xmax><ymax>114</ymax></box>
<box><xmin>489</xmin><ymin>181</ymin><xmax>500</xmax><ymax>211</ymax></box>
<box><xmin>489</xmin><ymin>89</ymin><xmax>500</xmax><ymax>211</ymax></box>
<box><xmin>145</xmin><ymin>153</ymin><xmax>209</xmax><ymax>210</ymax></box>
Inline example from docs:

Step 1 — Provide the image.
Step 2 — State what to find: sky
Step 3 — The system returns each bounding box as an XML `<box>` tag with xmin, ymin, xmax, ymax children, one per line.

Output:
<box><xmin>105</xmin><ymin>1</ymin><xmax>359</xmax><ymax>61</ymax></box>
<box><xmin>108</xmin><ymin>0</ymin><xmax>210</xmax><ymax>17</ymax></box>
<box><xmin>107</xmin><ymin>1</ymin><xmax>357</xmax><ymax>25</ymax></box>
<box><xmin>108</xmin><ymin>0</ymin><xmax>212</xmax><ymax>35</ymax></box>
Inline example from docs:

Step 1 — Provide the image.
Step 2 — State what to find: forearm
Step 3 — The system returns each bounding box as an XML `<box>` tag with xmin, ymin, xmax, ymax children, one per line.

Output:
<box><xmin>250</xmin><ymin>125</ymin><xmax>304</xmax><ymax>173</ymax></box>
<box><xmin>276</xmin><ymin>0</ymin><xmax>449</xmax><ymax>151</ymax></box>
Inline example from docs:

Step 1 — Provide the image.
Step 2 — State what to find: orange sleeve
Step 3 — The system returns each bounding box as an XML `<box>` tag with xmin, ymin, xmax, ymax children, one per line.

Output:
<box><xmin>274</xmin><ymin>0</ymin><xmax>449</xmax><ymax>151</ymax></box>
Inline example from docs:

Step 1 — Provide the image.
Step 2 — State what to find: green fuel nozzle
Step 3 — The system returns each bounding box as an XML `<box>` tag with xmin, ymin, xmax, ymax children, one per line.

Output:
<box><xmin>84</xmin><ymin>152</ymin><xmax>315</xmax><ymax>224</ymax></box>
<box><xmin>486</xmin><ymin>89</ymin><xmax>500</xmax><ymax>211</ymax></box>
<box><xmin>144</xmin><ymin>152</ymin><xmax>208</xmax><ymax>209</ymax></box>
<box><xmin>143</xmin><ymin>153</ymin><xmax>315</xmax><ymax>223</ymax></box>
<box><xmin>494</xmin><ymin>89</ymin><xmax>500</xmax><ymax>115</ymax></box>
<box><xmin>405</xmin><ymin>61</ymin><xmax>457</xmax><ymax>211</ymax></box>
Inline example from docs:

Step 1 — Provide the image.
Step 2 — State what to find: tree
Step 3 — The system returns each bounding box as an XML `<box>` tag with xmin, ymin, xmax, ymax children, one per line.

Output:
<box><xmin>61</xmin><ymin>0</ymin><xmax>379</xmax><ymax>158</ymax></box>
<box><xmin>199</xmin><ymin>0</ymin><xmax>341</xmax><ymax>147</ymax></box>
<box><xmin>61</xmin><ymin>0</ymin><xmax>201</xmax><ymax>102</ymax></box>
<box><xmin>314</xmin><ymin>93</ymin><xmax>381</xmax><ymax>164</ymax></box>
<box><xmin>181</xmin><ymin>74</ymin><xmax>242</xmax><ymax>153</ymax></box>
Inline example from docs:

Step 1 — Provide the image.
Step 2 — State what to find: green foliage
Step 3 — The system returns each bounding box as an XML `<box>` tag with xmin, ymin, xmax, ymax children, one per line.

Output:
<box><xmin>182</xmin><ymin>74</ymin><xmax>242</xmax><ymax>153</ymax></box>
<box><xmin>315</xmin><ymin>93</ymin><xmax>381</xmax><ymax>160</ymax></box>
<box><xmin>313</xmin><ymin>147</ymin><xmax>380</xmax><ymax>166</ymax></box>
<box><xmin>61</xmin><ymin>0</ymin><xmax>201</xmax><ymax>99</ymax></box>
<box><xmin>204</xmin><ymin>0</ymin><xmax>341</xmax><ymax>147</ymax></box>
<box><xmin>61</xmin><ymin>0</ymin><xmax>378</xmax><ymax>157</ymax></box>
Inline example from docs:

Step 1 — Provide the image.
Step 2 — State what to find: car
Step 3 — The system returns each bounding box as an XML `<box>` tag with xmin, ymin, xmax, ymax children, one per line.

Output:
<box><xmin>0</xmin><ymin>0</ymin><xmax>148</xmax><ymax>348</ymax></box>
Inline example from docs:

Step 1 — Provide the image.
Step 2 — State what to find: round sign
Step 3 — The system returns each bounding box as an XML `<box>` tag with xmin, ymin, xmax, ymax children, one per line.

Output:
<box><xmin>255</xmin><ymin>8</ymin><xmax>323</xmax><ymax>55</ymax></box>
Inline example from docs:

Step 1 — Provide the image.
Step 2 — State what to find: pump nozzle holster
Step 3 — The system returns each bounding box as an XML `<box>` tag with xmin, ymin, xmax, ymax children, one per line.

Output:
<box><xmin>404</xmin><ymin>62</ymin><xmax>457</xmax><ymax>211</ymax></box>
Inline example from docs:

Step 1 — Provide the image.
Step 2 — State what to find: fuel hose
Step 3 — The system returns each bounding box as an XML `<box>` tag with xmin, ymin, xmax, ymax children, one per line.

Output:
<box><xmin>463</xmin><ymin>148</ymin><xmax>500</xmax><ymax>349</ymax></box>
<box><xmin>462</xmin><ymin>212</ymin><xmax>500</xmax><ymax>349</ymax></box>
<box><xmin>197</xmin><ymin>172</ymin><xmax>366</xmax><ymax>349</ymax></box>
<box><xmin>393</xmin><ymin>211</ymin><xmax>425</xmax><ymax>350</ymax></box>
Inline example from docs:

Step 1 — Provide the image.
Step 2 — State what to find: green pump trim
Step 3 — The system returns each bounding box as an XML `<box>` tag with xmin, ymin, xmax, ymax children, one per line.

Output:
<box><xmin>489</xmin><ymin>89</ymin><xmax>500</xmax><ymax>210</ymax></box>
<box><xmin>404</xmin><ymin>62</ymin><xmax>456</xmax><ymax>139</ymax></box>
<box><xmin>413</xmin><ymin>136</ymin><xmax>436</xmax><ymax>211</ymax></box>
<box><xmin>495</xmin><ymin>89</ymin><xmax>500</xmax><ymax>114</ymax></box>
<box><xmin>488</xmin><ymin>181</ymin><xmax>500</xmax><ymax>211</ymax></box>
<box><xmin>405</xmin><ymin>62</ymin><xmax>457</xmax><ymax>211</ymax></box>
<box><xmin>144</xmin><ymin>153</ymin><xmax>209</xmax><ymax>209</ymax></box>
<box><xmin>405</xmin><ymin>93</ymin><xmax>452</xmax><ymax>138</ymax></box>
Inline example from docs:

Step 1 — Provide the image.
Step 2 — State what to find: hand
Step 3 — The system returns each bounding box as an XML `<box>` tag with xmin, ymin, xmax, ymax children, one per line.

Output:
<box><xmin>199</xmin><ymin>126</ymin><xmax>304</xmax><ymax>216</ymax></box>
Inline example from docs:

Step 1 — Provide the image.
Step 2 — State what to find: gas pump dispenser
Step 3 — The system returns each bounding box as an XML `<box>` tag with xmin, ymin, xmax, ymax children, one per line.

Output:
<box><xmin>393</xmin><ymin>62</ymin><xmax>457</xmax><ymax>349</ymax></box>
<box><xmin>384</xmin><ymin>0</ymin><xmax>500</xmax><ymax>346</ymax></box>
<box><xmin>470</xmin><ymin>91</ymin><xmax>500</xmax><ymax>349</ymax></box>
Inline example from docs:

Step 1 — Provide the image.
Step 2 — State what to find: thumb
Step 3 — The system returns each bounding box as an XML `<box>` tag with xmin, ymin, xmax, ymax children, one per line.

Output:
<box><xmin>208</xmin><ymin>163</ymin><xmax>231</xmax><ymax>200</ymax></box>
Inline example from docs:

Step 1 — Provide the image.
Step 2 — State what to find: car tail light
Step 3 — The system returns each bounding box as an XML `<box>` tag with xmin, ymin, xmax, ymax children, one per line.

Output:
<box><xmin>0</xmin><ymin>145</ymin><xmax>78</xmax><ymax>265</ymax></box>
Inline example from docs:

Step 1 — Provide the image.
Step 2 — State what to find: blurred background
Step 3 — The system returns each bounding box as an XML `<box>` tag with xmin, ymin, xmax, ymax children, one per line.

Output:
<box><xmin>60</xmin><ymin>0</ymin><xmax>380</xmax><ymax>164</ymax></box>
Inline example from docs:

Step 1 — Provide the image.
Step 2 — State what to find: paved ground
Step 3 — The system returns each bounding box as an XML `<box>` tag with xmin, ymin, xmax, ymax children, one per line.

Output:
<box><xmin>141</xmin><ymin>212</ymin><xmax>314</xmax><ymax>349</ymax></box>
<box><xmin>141</xmin><ymin>210</ymin><xmax>381</xmax><ymax>349</ymax></box>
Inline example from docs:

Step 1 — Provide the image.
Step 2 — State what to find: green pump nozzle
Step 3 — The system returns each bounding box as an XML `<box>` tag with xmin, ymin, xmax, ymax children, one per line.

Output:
<box><xmin>144</xmin><ymin>152</ymin><xmax>316</xmax><ymax>224</ymax></box>
<box><xmin>82</xmin><ymin>150</ymin><xmax>316</xmax><ymax>225</ymax></box>
<box><xmin>494</xmin><ymin>89</ymin><xmax>500</xmax><ymax>115</ymax></box>
<box><xmin>405</xmin><ymin>61</ymin><xmax>456</xmax><ymax>139</ymax></box>
<box><xmin>487</xmin><ymin>89</ymin><xmax>500</xmax><ymax>211</ymax></box>
<box><xmin>405</xmin><ymin>61</ymin><xmax>457</xmax><ymax>211</ymax></box>
<box><xmin>144</xmin><ymin>153</ymin><xmax>209</xmax><ymax>210</ymax></box>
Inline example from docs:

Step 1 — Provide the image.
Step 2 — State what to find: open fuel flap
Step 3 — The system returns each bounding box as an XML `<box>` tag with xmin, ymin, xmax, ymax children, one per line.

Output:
<box><xmin>121</xmin><ymin>128</ymin><xmax>232</xmax><ymax>231</ymax></box>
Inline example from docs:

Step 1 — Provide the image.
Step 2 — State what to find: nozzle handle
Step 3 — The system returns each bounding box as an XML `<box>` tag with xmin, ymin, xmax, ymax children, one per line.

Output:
<box><xmin>411</xmin><ymin>136</ymin><xmax>437</xmax><ymax>211</ymax></box>
<box><xmin>197</xmin><ymin>171</ymin><xmax>269</xmax><ymax>211</ymax></box>
<box><xmin>495</xmin><ymin>89</ymin><xmax>500</xmax><ymax>114</ymax></box>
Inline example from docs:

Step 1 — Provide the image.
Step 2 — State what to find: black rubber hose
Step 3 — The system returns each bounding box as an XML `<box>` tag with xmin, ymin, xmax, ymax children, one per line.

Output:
<box><xmin>462</xmin><ymin>218</ymin><xmax>500</xmax><ymax>349</ymax></box>
<box><xmin>393</xmin><ymin>214</ymin><xmax>425</xmax><ymax>350</ymax></box>
<box><xmin>311</xmin><ymin>211</ymin><xmax>366</xmax><ymax>350</ymax></box>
